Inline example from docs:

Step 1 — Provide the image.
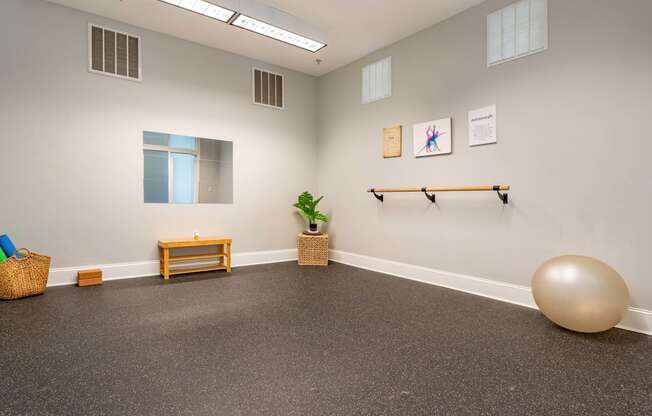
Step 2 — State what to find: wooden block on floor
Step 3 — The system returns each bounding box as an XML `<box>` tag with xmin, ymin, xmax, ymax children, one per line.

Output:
<box><xmin>78</xmin><ymin>269</ymin><xmax>103</xmax><ymax>287</ymax></box>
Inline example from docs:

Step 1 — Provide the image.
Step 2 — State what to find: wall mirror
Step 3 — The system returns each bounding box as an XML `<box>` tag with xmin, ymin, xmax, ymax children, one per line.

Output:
<box><xmin>143</xmin><ymin>131</ymin><xmax>233</xmax><ymax>204</ymax></box>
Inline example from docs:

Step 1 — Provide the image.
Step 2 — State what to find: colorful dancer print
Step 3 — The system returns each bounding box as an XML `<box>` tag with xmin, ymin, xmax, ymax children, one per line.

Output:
<box><xmin>420</xmin><ymin>124</ymin><xmax>447</xmax><ymax>154</ymax></box>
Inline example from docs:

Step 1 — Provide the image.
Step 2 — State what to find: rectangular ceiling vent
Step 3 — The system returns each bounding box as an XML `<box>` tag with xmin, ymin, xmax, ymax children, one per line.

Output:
<box><xmin>362</xmin><ymin>57</ymin><xmax>391</xmax><ymax>104</ymax></box>
<box><xmin>89</xmin><ymin>24</ymin><xmax>141</xmax><ymax>81</ymax></box>
<box><xmin>253</xmin><ymin>67</ymin><xmax>284</xmax><ymax>109</ymax></box>
<box><xmin>487</xmin><ymin>0</ymin><xmax>548</xmax><ymax>67</ymax></box>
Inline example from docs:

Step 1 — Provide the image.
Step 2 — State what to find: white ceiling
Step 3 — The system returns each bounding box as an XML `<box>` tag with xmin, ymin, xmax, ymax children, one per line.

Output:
<box><xmin>47</xmin><ymin>0</ymin><xmax>485</xmax><ymax>76</ymax></box>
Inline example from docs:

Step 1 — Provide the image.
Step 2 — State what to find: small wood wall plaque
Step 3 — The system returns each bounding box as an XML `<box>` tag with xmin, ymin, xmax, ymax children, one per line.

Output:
<box><xmin>383</xmin><ymin>125</ymin><xmax>402</xmax><ymax>158</ymax></box>
<box><xmin>78</xmin><ymin>269</ymin><xmax>103</xmax><ymax>287</ymax></box>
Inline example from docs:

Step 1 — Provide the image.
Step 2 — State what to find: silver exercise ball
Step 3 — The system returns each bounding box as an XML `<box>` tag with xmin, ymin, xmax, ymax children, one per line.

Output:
<box><xmin>532</xmin><ymin>255</ymin><xmax>629</xmax><ymax>333</ymax></box>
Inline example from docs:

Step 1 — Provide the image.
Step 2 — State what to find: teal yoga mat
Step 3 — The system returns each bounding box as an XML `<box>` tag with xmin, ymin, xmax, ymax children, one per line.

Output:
<box><xmin>0</xmin><ymin>234</ymin><xmax>19</xmax><ymax>259</ymax></box>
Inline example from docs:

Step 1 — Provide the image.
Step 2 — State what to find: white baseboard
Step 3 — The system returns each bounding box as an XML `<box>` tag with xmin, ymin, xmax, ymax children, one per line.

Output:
<box><xmin>329</xmin><ymin>250</ymin><xmax>652</xmax><ymax>336</ymax></box>
<box><xmin>233</xmin><ymin>248</ymin><xmax>298</xmax><ymax>267</ymax></box>
<box><xmin>48</xmin><ymin>249</ymin><xmax>297</xmax><ymax>287</ymax></box>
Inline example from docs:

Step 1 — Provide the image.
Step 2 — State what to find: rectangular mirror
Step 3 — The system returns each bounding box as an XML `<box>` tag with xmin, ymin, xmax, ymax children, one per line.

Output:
<box><xmin>143</xmin><ymin>131</ymin><xmax>233</xmax><ymax>204</ymax></box>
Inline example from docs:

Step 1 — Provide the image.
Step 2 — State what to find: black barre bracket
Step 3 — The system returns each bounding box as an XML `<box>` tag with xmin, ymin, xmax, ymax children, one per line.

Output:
<box><xmin>493</xmin><ymin>185</ymin><xmax>509</xmax><ymax>204</ymax></box>
<box><xmin>422</xmin><ymin>187</ymin><xmax>436</xmax><ymax>203</ymax></box>
<box><xmin>370</xmin><ymin>189</ymin><xmax>384</xmax><ymax>202</ymax></box>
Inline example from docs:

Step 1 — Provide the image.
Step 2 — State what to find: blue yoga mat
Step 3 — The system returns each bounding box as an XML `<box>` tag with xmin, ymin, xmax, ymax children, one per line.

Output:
<box><xmin>0</xmin><ymin>234</ymin><xmax>19</xmax><ymax>259</ymax></box>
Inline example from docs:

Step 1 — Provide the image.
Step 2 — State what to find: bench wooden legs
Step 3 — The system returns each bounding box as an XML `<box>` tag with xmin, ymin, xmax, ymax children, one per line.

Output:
<box><xmin>226</xmin><ymin>242</ymin><xmax>231</xmax><ymax>273</ymax></box>
<box><xmin>162</xmin><ymin>247</ymin><xmax>170</xmax><ymax>280</ymax></box>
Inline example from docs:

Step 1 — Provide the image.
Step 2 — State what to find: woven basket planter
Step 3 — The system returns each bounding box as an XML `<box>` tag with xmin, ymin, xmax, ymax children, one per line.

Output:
<box><xmin>0</xmin><ymin>249</ymin><xmax>51</xmax><ymax>300</ymax></box>
<box><xmin>297</xmin><ymin>233</ymin><xmax>329</xmax><ymax>266</ymax></box>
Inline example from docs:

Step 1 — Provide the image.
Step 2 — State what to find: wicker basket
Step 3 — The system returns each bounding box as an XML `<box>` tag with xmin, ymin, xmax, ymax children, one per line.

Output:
<box><xmin>0</xmin><ymin>249</ymin><xmax>51</xmax><ymax>300</ymax></box>
<box><xmin>297</xmin><ymin>233</ymin><xmax>329</xmax><ymax>266</ymax></box>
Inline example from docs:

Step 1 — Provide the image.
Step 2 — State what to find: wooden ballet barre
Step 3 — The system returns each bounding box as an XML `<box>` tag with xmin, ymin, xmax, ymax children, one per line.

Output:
<box><xmin>367</xmin><ymin>185</ymin><xmax>510</xmax><ymax>204</ymax></box>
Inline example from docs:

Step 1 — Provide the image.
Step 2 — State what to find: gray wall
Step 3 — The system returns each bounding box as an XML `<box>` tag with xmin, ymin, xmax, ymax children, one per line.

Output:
<box><xmin>0</xmin><ymin>0</ymin><xmax>317</xmax><ymax>267</ymax></box>
<box><xmin>316</xmin><ymin>0</ymin><xmax>652</xmax><ymax>309</ymax></box>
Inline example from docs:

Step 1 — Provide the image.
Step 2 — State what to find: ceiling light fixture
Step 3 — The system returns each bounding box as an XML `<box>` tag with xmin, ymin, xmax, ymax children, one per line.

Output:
<box><xmin>158</xmin><ymin>0</ymin><xmax>236</xmax><ymax>23</ymax></box>
<box><xmin>231</xmin><ymin>14</ymin><xmax>326</xmax><ymax>53</ymax></box>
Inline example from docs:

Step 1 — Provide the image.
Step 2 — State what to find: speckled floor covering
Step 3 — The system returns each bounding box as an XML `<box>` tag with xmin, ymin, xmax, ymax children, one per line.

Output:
<box><xmin>1</xmin><ymin>261</ymin><xmax>651</xmax><ymax>416</ymax></box>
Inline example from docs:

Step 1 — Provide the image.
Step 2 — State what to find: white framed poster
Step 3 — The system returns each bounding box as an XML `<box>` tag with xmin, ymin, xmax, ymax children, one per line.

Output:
<box><xmin>413</xmin><ymin>118</ymin><xmax>452</xmax><ymax>157</ymax></box>
<box><xmin>468</xmin><ymin>105</ymin><xmax>497</xmax><ymax>147</ymax></box>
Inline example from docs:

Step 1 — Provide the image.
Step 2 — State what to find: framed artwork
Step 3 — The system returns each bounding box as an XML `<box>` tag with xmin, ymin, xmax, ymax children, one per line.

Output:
<box><xmin>413</xmin><ymin>118</ymin><xmax>452</xmax><ymax>157</ymax></box>
<box><xmin>469</xmin><ymin>105</ymin><xmax>497</xmax><ymax>147</ymax></box>
<box><xmin>383</xmin><ymin>125</ymin><xmax>402</xmax><ymax>158</ymax></box>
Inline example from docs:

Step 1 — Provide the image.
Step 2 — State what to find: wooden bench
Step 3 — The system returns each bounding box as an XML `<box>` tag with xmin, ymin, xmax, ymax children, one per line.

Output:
<box><xmin>158</xmin><ymin>237</ymin><xmax>232</xmax><ymax>280</ymax></box>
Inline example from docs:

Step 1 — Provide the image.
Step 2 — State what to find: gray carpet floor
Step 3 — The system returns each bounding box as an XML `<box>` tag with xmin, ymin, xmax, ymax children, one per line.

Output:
<box><xmin>1</xmin><ymin>261</ymin><xmax>650</xmax><ymax>416</ymax></box>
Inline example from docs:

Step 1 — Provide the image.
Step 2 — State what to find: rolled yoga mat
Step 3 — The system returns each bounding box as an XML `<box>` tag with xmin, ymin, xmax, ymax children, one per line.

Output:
<box><xmin>0</xmin><ymin>235</ymin><xmax>19</xmax><ymax>259</ymax></box>
<box><xmin>0</xmin><ymin>247</ymin><xmax>6</xmax><ymax>263</ymax></box>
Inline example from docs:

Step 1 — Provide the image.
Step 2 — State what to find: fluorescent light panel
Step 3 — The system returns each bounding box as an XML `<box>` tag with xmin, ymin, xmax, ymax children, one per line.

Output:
<box><xmin>232</xmin><ymin>14</ymin><xmax>326</xmax><ymax>53</ymax></box>
<box><xmin>159</xmin><ymin>0</ymin><xmax>236</xmax><ymax>23</ymax></box>
<box><xmin>158</xmin><ymin>1</ymin><xmax>326</xmax><ymax>52</ymax></box>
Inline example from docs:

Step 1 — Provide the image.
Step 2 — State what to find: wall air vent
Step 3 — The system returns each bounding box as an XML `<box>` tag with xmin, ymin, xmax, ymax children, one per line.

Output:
<box><xmin>253</xmin><ymin>67</ymin><xmax>284</xmax><ymax>109</ymax></box>
<box><xmin>89</xmin><ymin>24</ymin><xmax>141</xmax><ymax>81</ymax></box>
<box><xmin>362</xmin><ymin>57</ymin><xmax>391</xmax><ymax>104</ymax></box>
<box><xmin>487</xmin><ymin>0</ymin><xmax>548</xmax><ymax>67</ymax></box>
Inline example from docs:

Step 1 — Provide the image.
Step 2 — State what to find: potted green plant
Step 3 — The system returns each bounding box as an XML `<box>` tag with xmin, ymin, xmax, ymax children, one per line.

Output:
<box><xmin>293</xmin><ymin>191</ymin><xmax>329</xmax><ymax>234</ymax></box>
